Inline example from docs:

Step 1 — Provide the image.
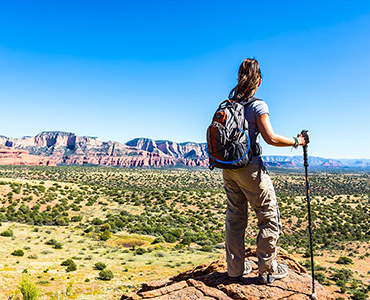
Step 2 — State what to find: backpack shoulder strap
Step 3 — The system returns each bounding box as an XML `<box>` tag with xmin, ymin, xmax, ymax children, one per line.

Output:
<box><xmin>239</xmin><ymin>97</ymin><xmax>261</xmax><ymax>107</ymax></box>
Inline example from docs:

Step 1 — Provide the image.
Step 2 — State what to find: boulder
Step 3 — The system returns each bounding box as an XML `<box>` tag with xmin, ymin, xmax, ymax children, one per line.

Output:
<box><xmin>121</xmin><ymin>247</ymin><xmax>334</xmax><ymax>300</ymax></box>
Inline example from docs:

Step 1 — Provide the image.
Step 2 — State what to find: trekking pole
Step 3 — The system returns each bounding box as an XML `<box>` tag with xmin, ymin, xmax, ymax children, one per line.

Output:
<box><xmin>301</xmin><ymin>129</ymin><xmax>316</xmax><ymax>300</ymax></box>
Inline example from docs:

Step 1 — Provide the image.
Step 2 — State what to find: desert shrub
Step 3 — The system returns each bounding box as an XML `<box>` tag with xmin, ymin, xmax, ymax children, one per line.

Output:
<box><xmin>152</xmin><ymin>236</ymin><xmax>165</xmax><ymax>244</ymax></box>
<box><xmin>71</xmin><ymin>216</ymin><xmax>82</xmax><ymax>222</ymax></box>
<box><xmin>174</xmin><ymin>243</ymin><xmax>185</xmax><ymax>250</ymax></box>
<box><xmin>45</xmin><ymin>239</ymin><xmax>57</xmax><ymax>246</ymax></box>
<box><xmin>45</xmin><ymin>239</ymin><xmax>63</xmax><ymax>249</ymax></box>
<box><xmin>339</xmin><ymin>285</ymin><xmax>347</xmax><ymax>293</ymax></box>
<box><xmin>98</xmin><ymin>230</ymin><xmax>112</xmax><ymax>241</ymax></box>
<box><xmin>84</xmin><ymin>226</ymin><xmax>94</xmax><ymax>233</ymax></box>
<box><xmin>27</xmin><ymin>254</ymin><xmax>38</xmax><ymax>259</ymax></box>
<box><xmin>98</xmin><ymin>269</ymin><xmax>114</xmax><ymax>281</ymax></box>
<box><xmin>336</xmin><ymin>256</ymin><xmax>353</xmax><ymax>265</ymax></box>
<box><xmin>55</xmin><ymin>217</ymin><xmax>68</xmax><ymax>226</ymax></box>
<box><xmin>19</xmin><ymin>274</ymin><xmax>40</xmax><ymax>300</ymax></box>
<box><xmin>66</xmin><ymin>263</ymin><xmax>77</xmax><ymax>272</ymax></box>
<box><xmin>351</xmin><ymin>291</ymin><xmax>368</xmax><ymax>300</ymax></box>
<box><xmin>163</xmin><ymin>233</ymin><xmax>176</xmax><ymax>243</ymax></box>
<box><xmin>1</xmin><ymin>229</ymin><xmax>14</xmax><ymax>237</ymax></box>
<box><xmin>332</xmin><ymin>268</ymin><xmax>353</xmax><ymax>282</ymax></box>
<box><xmin>180</xmin><ymin>236</ymin><xmax>191</xmax><ymax>246</ymax></box>
<box><xmin>156</xmin><ymin>251</ymin><xmax>165</xmax><ymax>257</ymax></box>
<box><xmin>100</xmin><ymin>223</ymin><xmax>111</xmax><ymax>231</ymax></box>
<box><xmin>61</xmin><ymin>259</ymin><xmax>74</xmax><ymax>266</ymax></box>
<box><xmin>315</xmin><ymin>272</ymin><xmax>329</xmax><ymax>285</ymax></box>
<box><xmin>170</xmin><ymin>228</ymin><xmax>183</xmax><ymax>238</ymax></box>
<box><xmin>12</xmin><ymin>249</ymin><xmax>25</xmax><ymax>257</ymax></box>
<box><xmin>94</xmin><ymin>262</ymin><xmax>107</xmax><ymax>270</ymax></box>
<box><xmin>61</xmin><ymin>259</ymin><xmax>77</xmax><ymax>272</ymax></box>
<box><xmin>53</xmin><ymin>242</ymin><xmax>63</xmax><ymax>249</ymax></box>
<box><xmin>135</xmin><ymin>247</ymin><xmax>146</xmax><ymax>255</ymax></box>
<box><xmin>92</xmin><ymin>218</ymin><xmax>104</xmax><ymax>225</ymax></box>
<box><xmin>200</xmin><ymin>245</ymin><xmax>213</xmax><ymax>252</ymax></box>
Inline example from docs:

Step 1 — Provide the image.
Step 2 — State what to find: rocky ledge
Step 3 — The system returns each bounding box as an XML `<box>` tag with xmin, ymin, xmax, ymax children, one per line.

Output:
<box><xmin>122</xmin><ymin>247</ymin><xmax>334</xmax><ymax>300</ymax></box>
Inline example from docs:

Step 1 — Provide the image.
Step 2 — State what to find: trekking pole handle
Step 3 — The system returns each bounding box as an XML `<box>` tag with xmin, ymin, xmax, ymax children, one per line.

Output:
<box><xmin>301</xmin><ymin>130</ymin><xmax>310</xmax><ymax>168</ymax></box>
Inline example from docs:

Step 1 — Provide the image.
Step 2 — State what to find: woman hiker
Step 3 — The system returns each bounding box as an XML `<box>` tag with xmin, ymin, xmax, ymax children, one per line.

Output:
<box><xmin>223</xmin><ymin>58</ymin><xmax>308</xmax><ymax>283</ymax></box>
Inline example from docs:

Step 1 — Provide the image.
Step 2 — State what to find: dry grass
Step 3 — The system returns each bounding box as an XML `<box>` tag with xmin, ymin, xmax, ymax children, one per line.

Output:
<box><xmin>0</xmin><ymin>222</ymin><xmax>223</xmax><ymax>299</ymax></box>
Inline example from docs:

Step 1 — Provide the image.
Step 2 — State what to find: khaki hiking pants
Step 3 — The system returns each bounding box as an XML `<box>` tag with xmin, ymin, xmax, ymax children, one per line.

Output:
<box><xmin>223</xmin><ymin>162</ymin><xmax>281</xmax><ymax>277</ymax></box>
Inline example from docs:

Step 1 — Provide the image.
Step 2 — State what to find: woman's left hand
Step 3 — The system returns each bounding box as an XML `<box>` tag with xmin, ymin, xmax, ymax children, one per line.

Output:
<box><xmin>297</xmin><ymin>133</ymin><xmax>309</xmax><ymax>146</ymax></box>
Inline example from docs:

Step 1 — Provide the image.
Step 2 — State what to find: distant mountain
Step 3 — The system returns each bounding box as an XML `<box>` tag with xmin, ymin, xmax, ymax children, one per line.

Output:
<box><xmin>1</xmin><ymin>131</ymin><xmax>369</xmax><ymax>168</ymax></box>
<box><xmin>0</xmin><ymin>131</ymin><xmax>207</xmax><ymax>167</ymax></box>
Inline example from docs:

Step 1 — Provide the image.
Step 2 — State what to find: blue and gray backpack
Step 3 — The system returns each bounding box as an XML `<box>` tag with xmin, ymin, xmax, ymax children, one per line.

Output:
<box><xmin>206</xmin><ymin>97</ymin><xmax>258</xmax><ymax>170</ymax></box>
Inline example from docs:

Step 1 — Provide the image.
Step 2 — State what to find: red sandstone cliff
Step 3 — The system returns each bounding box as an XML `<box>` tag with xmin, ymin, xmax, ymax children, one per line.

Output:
<box><xmin>0</xmin><ymin>147</ymin><xmax>56</xmax><ymax>166</ymax></box>
<box><xmin>0</xmin><ymin>132</ymin><xmax>208</xmax><ymax>167</ymax></box>
<box><xmin>2</xmin><ymin>132</ymin><xmax>369</xmax><ymax>168</ymax></box>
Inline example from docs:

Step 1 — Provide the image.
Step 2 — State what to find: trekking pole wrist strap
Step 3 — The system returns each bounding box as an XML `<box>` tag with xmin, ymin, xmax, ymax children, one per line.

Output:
<box><xmin>293</xmin><ymin>137</ymin><xmax>299</xmax><ymax>148</ymax></box>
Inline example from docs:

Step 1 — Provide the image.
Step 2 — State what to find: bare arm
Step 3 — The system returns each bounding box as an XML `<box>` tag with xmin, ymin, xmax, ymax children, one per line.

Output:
<box><xmin>256</xmin><ymin>114</ymin><xmax>306</xmax><ymax>147</ymax></box>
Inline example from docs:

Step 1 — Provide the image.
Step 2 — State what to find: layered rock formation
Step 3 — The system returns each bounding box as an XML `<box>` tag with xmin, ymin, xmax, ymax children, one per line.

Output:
<box><xmin>122</xmin><ymin>247</ymin><xmax>334</xmax><ymax>300</ymax></box>
<box><xmin>0</xmin><ymin>146</ymin><xmax>56</xmax><ymax>166</ymax></box>
<box><xmin>2</xmin><ymin>132</ymin><xmax>369</xmax><ymax>168</ymax></box>
<box><xmin>0</xmin><ymin>132</ymin><xmax>208</xmax><ymax>167</ymax></box>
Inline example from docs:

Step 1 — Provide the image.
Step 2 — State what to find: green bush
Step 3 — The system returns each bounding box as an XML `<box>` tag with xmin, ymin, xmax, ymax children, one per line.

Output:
<box><xmin>163</xmin><ymin>233</ymin><xmax>177</xmax><ymax>243</ymax></box>
<box><xmin>315</xmin><ymin>272</ymin><xmax>328</xmax><ymax>285</ymax></box>
<box><xmin>98</xmin><ymin>269</ymin><xmax>114</xmax><ymax>281</ymax></box>
<box><xmin>98</xmin><ymin>230</ymin><xmax>112</xmax><ymax>241</ymax></box>
<box><xmin>1</xmin><ymin>229</ymin><xmax>14</xmax><ymax>237</ymax></box>
<box><xmin>61</xmin><ymin>259</ymin><xmax>77</xmax><ymax>272</ymax></box>
<box><xmin>66</xmin><ymin>263</ymin><xmax>77</xmax><ymax>272</ymax></box>
<box><xmin>92</xmin><ymin>218</ymin><xmax>104</xmax><ymax>225</ymax></box>
<box><xmin>94</xmin><ymin>262</ymin><xmax>107</xmax><ymax>270</ymax></box>
<box><xmin>135</xmin><ymin>247</ymin><xmax>146</xmax><ymax>255</ymax></box>
<box><xmin>180</xmin><ymin>236</ymin><xmax>191</xmax><ymax>246</ymax></box>
<box><xmin>336</xmin><ymin>256</ymin><xmax>353</xmax><ymax>265</ymax></box>
<box><xmin>12</xmin><ymin>249</ymin><xmax>25</xmax><ymax>257</ymax></box>
<box><xmin>71</xmin><ymin>216</ymin><xmax>82</xmax><ymax>222</ymax></box>
<box><xmin>351</xmin><ymin>291</ymin><xmax>368</xmax><ymax>300</ymax></box>
<box><xmin>45</xmin><ymin>239</ymin><xmax>57</xmax><ymax>246</ymax></box>
<box><xmin>54</xmin><ymin>242</ymin><xmax>63</xmax><ymax>249</ymax></box>
<box><xmin>152</xmin><ymin>236</ymin><xmax>165</xmax><ymax>244</ymax></box>
<box><xmin>332</xmin><ymin>268</ymin><xmax>353</xmax><ymax>282</ymax></box>
<box><xmin>100</xmin><ymin>223</ymin><xmax>111</xmax><ymax>231</ymax></box>
<box><xmin>19</xmin><ymin>274</ymin><xmax>40</xmax><ymax>300</ymax></box>
<box><xmin>200</xmin><ymin>245</ymin><xmax>213</xmax><ymax>252</ymax></box>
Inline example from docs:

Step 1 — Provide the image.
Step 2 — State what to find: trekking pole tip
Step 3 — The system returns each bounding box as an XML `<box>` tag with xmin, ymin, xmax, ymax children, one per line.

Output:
<box><xmin>310</xmin><ymin>292</ymin><xmax>317</xmax><ymax>299</ymax></box>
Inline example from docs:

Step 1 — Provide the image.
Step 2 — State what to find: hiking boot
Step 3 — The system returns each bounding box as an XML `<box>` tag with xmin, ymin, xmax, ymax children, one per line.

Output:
<box><xmin>258</xmin><ymin>263</ymin><xmax>289</xmax><ymax>284</ymax></box>
<box><xmin>228</xmin><ymin>260</ymin><xmax>253</xmax><ymax>282</ymax></box>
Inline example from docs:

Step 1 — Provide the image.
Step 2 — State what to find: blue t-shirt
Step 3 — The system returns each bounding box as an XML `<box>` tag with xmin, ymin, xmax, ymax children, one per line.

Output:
<box><xmin>244</xmin><ymin>99</ymin><xmax>269</xmax><ymax>160</ymax></box>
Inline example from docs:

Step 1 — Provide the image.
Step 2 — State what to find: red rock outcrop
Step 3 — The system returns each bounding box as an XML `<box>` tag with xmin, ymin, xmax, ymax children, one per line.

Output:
<box><xmin>122</xmin><ymin>247</ymin><xmax>334</xmax><ymax>300</ymax></box>
<box><xmin>0</xmin><ymin>147</ymin><xmax>56</xmax><ymax>166</ymax></box>
<box><xmin>0</xmin><ymin>132</ymin><xmax>208</xmax><ymax>167</ymax></box>
<box><xmin>2</xmin><ymin>132</ymin><xmax>369</xmax><ymax>168</ymax></box>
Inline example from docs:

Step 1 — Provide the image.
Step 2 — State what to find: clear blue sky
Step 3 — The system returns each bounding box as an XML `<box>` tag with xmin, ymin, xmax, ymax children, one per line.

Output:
<box><xmin>1</xmin><ymin>1</ymin><xmax>369</xmax><ymax>159</ymax></box>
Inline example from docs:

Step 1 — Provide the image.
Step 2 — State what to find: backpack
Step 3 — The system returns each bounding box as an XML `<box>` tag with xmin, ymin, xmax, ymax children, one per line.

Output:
<box><xmin>206</xmin><ymin>97</ymin><xmax>258</xmax><ymax>170</ymax></box>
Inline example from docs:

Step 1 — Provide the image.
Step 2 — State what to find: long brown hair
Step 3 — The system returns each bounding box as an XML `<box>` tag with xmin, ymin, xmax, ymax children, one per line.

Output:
<box><xmin>229</xmin><ymin>58</ymin><xmax>261</xmax><ymax>101</ymax></box>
